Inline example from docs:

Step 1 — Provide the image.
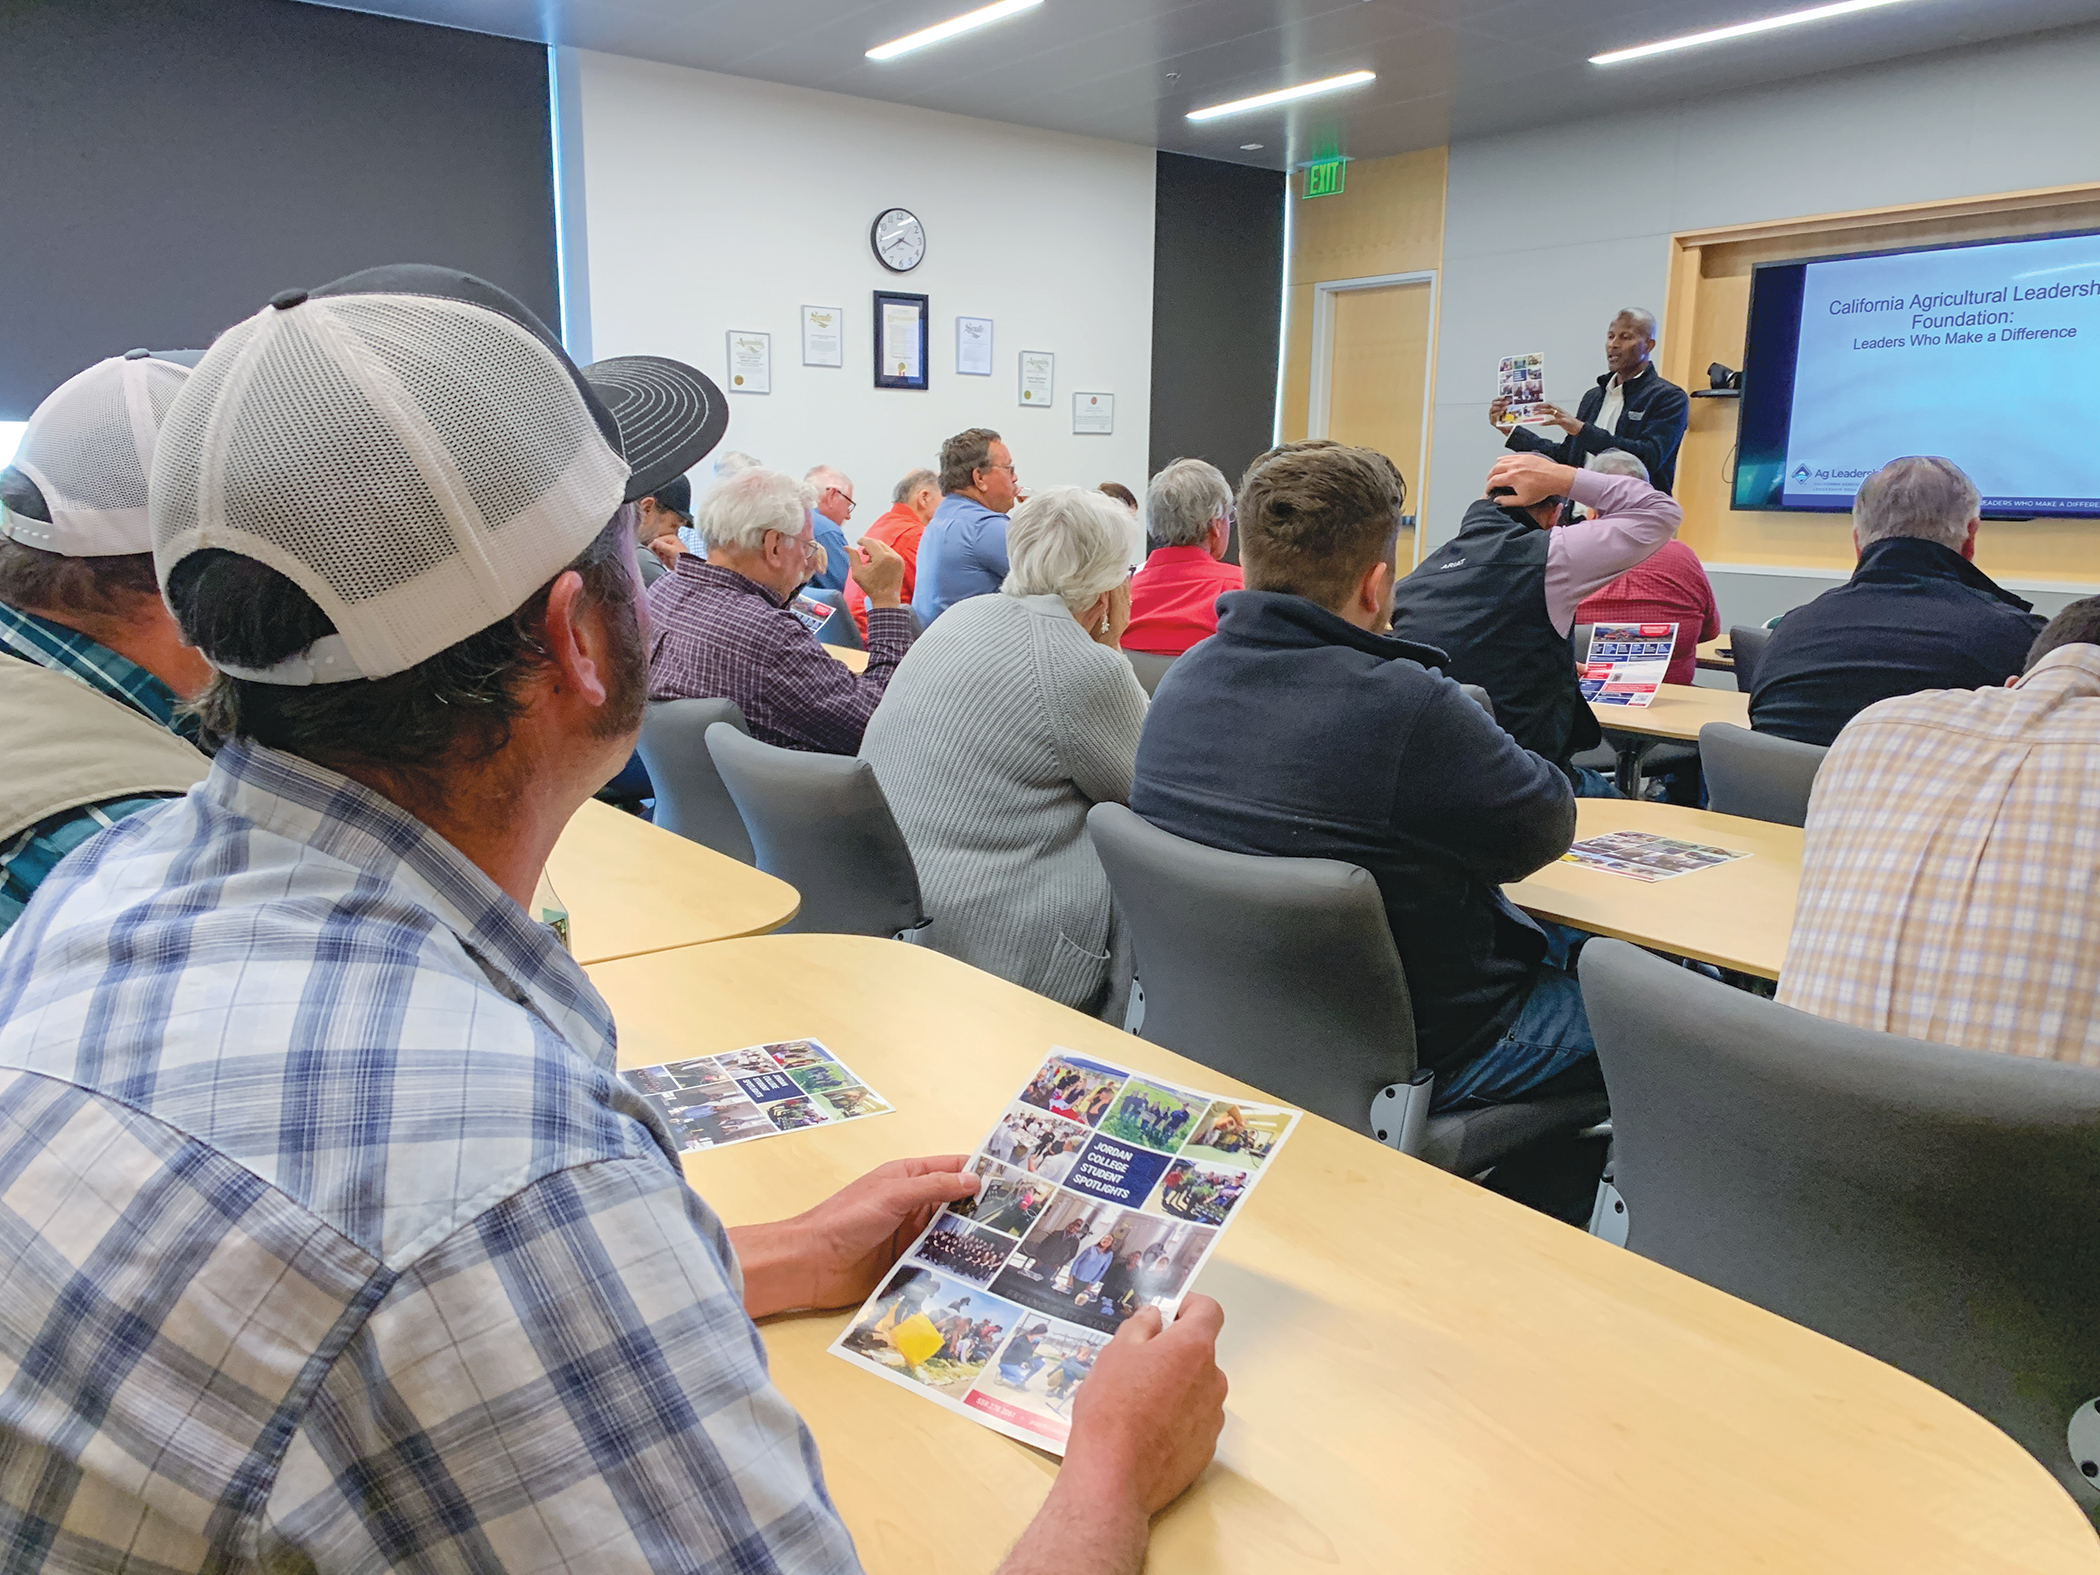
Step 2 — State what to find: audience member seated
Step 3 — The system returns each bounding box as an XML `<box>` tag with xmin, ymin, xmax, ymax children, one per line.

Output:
<box><xmin>649</xmin><ymin>467</ymin><xmax>911</xmax><ymax>753</ymax></box>
<box><xmin>846</xmin><ymin>466</ymin><xmax>938</xmax><ymax>639</ymax></box>
<box><xmin>0</xmin><ymin>266</ymin><xmax>1224</xmax><ymax>1575</ymax></box>
<box><xmin>0</xmin><ymin>351</ymin><xmax>213</xmax><ymax>936</ymax></box>
<box><xmin>679</xmin><ymin>446</ymin><xmax>758</xmax><ymax>554</ymax></box>
<box><xmin>631</xmin><ymin>472</ymin><xmax>691</xmax><ymax>586</ymax></box>
<box><xmin>1390</xmin><ymin>451</ymin><xmax>1682</xmax><ymax>792</ymax></box>
<box><xmin>913</xmin><ymin>426</ymin><xmax>1019</xmax><ymax>623</ymax></box>
<box><xmin>1571</xmin><ymin>450</ymin><xmax>1718</xmax><ymax>686</ymax></box>
<box><xmin>1750</xmin><ymin>455</ymin><xmax>2043</xmax><ymax>747</ymax></box>
<box><xmin>1780</xmin><ymin>597</ymin><xmax>2100</xmax><ymax>1064</ymax></box>
<box><xmin>1123</xmin><ymin>457</ymin><xmax>1242</xmax><ymax>657</ymax></box>
<box><xmin>1098</xmin><ymin>481</ymin><xmax>1138</xmax><ymax>511</ymax></box>
<box><xmin>1132</xmin><ymin>441</ymin><xmax>1596</xmax><ymax>1112</ymax></box>
<box><xmin>803</xmin><ymin>463</ymin><xmax>855</xmax><ymax>591</ymax></box>
<box><xmin>864</xmin><ymin>486</ymin><xmax>1147</xmax><ymax>1021</ymax></box>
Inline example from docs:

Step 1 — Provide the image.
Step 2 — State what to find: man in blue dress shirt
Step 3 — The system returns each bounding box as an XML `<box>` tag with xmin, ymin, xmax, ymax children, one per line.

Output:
<box><xmin>802</xmin><ymin>463</ymin><xmax>855</xmax><ymax>591</ymax></box>
<box><xmin>913</xmin><ymin>426</ymin><xmax>1020</xmax><ymax>623</ymax></box>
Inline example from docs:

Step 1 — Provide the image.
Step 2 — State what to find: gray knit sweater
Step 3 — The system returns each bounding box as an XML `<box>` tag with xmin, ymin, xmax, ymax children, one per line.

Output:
<box><xmin>861</xmin><ymin>592</ymin><xmax>1148</xmax><ymax>1018</ymax></box>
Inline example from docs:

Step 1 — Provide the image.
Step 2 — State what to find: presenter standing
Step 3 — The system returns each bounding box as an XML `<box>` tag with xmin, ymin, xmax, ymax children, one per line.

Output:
<box><xmin>1491</xmin><ymin>308</ymin><xmax>1690</xmax><ymax>493</ymax></box>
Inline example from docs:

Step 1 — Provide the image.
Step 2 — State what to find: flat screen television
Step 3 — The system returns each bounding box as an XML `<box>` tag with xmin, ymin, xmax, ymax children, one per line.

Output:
<box><xmin>1734</xmin><ymin>227</ymin><xmax>2100</xmax><ymax>517</ymax></box>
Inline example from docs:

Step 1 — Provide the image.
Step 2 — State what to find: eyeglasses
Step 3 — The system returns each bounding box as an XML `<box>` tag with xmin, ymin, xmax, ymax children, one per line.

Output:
<box><xmin>980</xmin><ymin>461</ymin><xmax>1018</xmax><ymax>477</ymax></box>
<box><xmin>823</xmin><ymin>485</ymin><xmax>856</xmax><ymax>509</ymax></box>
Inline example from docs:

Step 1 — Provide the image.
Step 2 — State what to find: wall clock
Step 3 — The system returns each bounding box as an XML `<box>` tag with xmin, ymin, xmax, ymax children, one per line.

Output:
<box><xmin>871</xmin><ymin>207</ymin><xmax>926</xmax><ymax>273</ymax></box>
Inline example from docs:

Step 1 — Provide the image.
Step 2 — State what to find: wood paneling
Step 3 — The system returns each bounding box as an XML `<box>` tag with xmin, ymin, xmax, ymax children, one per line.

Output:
<box><xmin>1663</xmin><ymin>183</ymin><xmax>2100</xmax><ymax>584</ymax></box>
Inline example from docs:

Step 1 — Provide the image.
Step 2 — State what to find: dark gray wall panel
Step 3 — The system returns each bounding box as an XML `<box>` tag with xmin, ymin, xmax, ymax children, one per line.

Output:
<box><xmin>0</xmin><ymin>0</ymin><xmax>556</xmax><ymax>418</ymax></box>
<box><xmin>1148</xmin><ymin>151</ymin><xmax>1284</xmax><ymax>528</ymax></box>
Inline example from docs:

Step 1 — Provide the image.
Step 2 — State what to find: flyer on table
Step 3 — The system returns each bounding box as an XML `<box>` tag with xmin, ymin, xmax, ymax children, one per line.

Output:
<box><xmin>1579</xmin><ymin>621</ymin><xmax>1677</xmax><ymax>708</ymax></box>
<box><xmin>831</xmin><ymin>1048</ymin><xmax>1299</xmax><ymax>1455</ymax></box>
<box><xmin>622</xmin><ymin>1038</ymin><xmax>892</xmax><ymax>1150</ymax></box>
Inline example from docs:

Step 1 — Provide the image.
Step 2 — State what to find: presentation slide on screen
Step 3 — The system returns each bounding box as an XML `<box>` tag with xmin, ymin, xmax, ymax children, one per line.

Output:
<box><xmin>1782</xmin><ymin>232</ymin><xmax>2100</xmax><ymax>513</ymax></box>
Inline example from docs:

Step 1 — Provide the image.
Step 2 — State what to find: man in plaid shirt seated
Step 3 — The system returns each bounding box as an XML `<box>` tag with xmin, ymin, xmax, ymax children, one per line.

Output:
<box><xmin>0</xmin><ymin>266</ymin><xmax>1224</xmax><ymax>1574</ymax></box>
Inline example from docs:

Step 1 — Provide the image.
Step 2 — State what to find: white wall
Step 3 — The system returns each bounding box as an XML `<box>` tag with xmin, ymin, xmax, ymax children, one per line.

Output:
<box><xmin>1424</xmin><ymin>24</ymin><xmax>2100</xmax><ymax>620</ymax></box>
<box><xmin>572</xmin><ymin>51</ymin><xmax>1156</xmax><ymax>544</ymax></box>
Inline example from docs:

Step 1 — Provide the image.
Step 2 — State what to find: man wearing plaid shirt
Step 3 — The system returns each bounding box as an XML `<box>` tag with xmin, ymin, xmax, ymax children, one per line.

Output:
<box><xmin>0</xmin><ymin>268</ymin><xmax>1225</xmax><ymax>1574</ymax></box>
<box><xmin>648</xmin><ymin>468</ymin><xmax>913</xmax><ymax>755</ymax></box>
<box><xmin>1781</xmin><ymin>598</ymin><xmax>2100</xmax><ymax>1067</ymax></box>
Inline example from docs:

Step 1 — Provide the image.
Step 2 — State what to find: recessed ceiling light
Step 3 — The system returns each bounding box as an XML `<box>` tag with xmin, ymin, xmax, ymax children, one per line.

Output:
<box><xmin>1590</xmin><ymin>0</ymin><xmax>1918</xmax><ymax>66</ymax></box>
<box><xmin>866</xmin><ymin>0</ymin><xmax>1042</xmax><ymax>62</ymax></box>
<box><xmin>1240</xmin><ymin>142</ymin><xmax>1264</xmax><ymax>150</ymax></box>
<box><xmin>1186</xmin><ymin>70</ymin><xmax>1376</xmax><ymax>122</ymax></box>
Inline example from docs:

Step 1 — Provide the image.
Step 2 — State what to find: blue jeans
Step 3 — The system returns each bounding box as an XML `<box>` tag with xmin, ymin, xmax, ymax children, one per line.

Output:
<box><xmin>1433</xmin><ymin>924</ymin><xmax>1602</xmax><ymax>1112</ymax></box>
<box><xmin>1570</xmin><ymin>765</ymin><xmax>1622</xmax><ymax>799</ymax></box>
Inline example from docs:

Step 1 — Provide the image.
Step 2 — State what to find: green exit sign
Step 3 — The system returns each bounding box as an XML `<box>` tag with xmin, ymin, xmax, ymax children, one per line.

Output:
<box><xmin>1304</xmin><ymin>159</ymin><xmax>1346</xmax><ymax>198</ymax></box>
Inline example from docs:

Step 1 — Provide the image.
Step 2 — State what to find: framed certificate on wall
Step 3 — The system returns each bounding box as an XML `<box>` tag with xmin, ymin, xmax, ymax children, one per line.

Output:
<box><xmin>1018</xmin><ymin>350</ymin><xmax>1054</xmax><ymax>407</ymax></box>
<box><xmin>875</xmin><ymin>291</ymin><xmax>930</xmax><ymax>390</ymax></box>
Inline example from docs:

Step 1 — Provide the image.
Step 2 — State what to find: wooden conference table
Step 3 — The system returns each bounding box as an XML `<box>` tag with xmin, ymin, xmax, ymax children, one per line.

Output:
<box><xmin>826</xmin><ymin>642</ymin><xmax>870</xmax><ymax>672</ymax></box>
<box><xmin>1591</xmin><ymin>682</ymin><xmax>1750</xmax><ymax>795</ymax></box>
<box><xmin>540</xmin><ymin>798</ymin><xmax>799</xmax><ymax>964</ymax></box>
<box><xmin>587</xmin><ymin>935</ymin><xmax>2097</xmax><ymax>1574</ymax></box>
<box><xmin>1696</xmin><ymin>635</ymin><xmax>1735</xmax><ymax>672</ymax></box>
<box><xmin>1505</xmin><ymin>798</ymin><xmax>1801</xmax><ymax>979</ymax></box>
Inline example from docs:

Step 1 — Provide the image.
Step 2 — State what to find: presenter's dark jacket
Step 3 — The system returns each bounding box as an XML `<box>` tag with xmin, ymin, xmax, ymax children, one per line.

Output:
<box><xmin>1504</xmin><ymin>362</ymin><xmax>1690</xmax><ymax>493</ymax></box>
<box><xmin>1130</xmin><ymin>590</ymin><xmax>1574</xmax><ymax>1081</ymax></box>
<box><xmin>1749</xmin><ymin>536</ymin><xmax>2044</xmax><ymax>748</ymax></box>
<box><xmin>1387</xmin><ymin>499</ymin><xmax>1602</xmax><ymax>770</ymax></box>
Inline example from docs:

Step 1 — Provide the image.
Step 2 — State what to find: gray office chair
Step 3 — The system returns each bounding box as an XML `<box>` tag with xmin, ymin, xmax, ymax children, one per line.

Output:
<box><xmin>1582</xmin><ymin>938</ymin><xmax>2100</xmax><ymax>1519</ymax></box>
<box><xmin>636</xmin><ymin>699</ymin><xmax>756</xmax><ymax>863</ymax></box>
<box><xmin>1729</xmin><ymin>624</ymin><xmax>1772</xmax><ymax>693</ymax></box>
<box><xmin>803</xmin><ymin>587</ymin><xmax>862</xmax><ymax>651</ymax></box>
<box><xmin>1086</xmin><ymin>803</ymin><xmax>1607</xmax><ymax>1173</ymax></box>
<box><xmin>1699</xmin><ymin>721</ymin><xmax>1826</xmax><ymax>827</ymax></box>
<box><xmin>705</xmin><ymin>724</ymin><xmax>925</xmax><ymax>937</ymax></box>
<box><xmin>1123</xmin><ymin>649</ymin><xmax>1176</xmax><ymax>697</ymax></box>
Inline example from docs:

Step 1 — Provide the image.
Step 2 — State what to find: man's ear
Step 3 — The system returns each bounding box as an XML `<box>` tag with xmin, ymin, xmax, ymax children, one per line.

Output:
<box><xmin>1208</xmin><ymin>516</ymin><xmax>1232</xmax><ymax>558</ymax></box>
<box><xmin>541</xmin><ymin>569</ymin><xmax>611</xmax><ymax>709</ymax></box>
<box><xmin>1961</xmin><ymin>516</ymin><xmax>1980</xmax><ymax>561</ymax></box>
<box><xmin>1359</xmin><ymin>557</ymin><xmax>1395</xmax><ymax>620</ymax></box>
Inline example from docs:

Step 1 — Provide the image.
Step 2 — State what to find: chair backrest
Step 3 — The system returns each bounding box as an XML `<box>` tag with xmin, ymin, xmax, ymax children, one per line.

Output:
<box><xmin>1728</xmin><ymin>623</ymin><xmax>1772</xmax><ymax>693</ymax></box>
<box><xmin>1123</xmin><ymin>649</ymin><xmax>1176</xmax><ymax>697</ymax></box>
<box><xmin>1086</xmin><ymin>802</ymin><xmax>1416</xmax><ymax>1131</ymax></box>
<box><xmin>636</xmin><ymin>699</ymin><xmax>755</xmax><ymax>863</ymax></box>
<box><xmin>1572</xmin><ymin>623</ymin><xmax>1593</xmax><ymax>663</ymax></box>
<box><xmin>1581</xmin><ymin>937</ymin><xmax>2100</xmax><ymax>1517</ymax></box>
<box><xmin>705</xmin><ymin>724</ymin><xmax>925</xmax><ymax>936</ymax></box>
<box><xmin>1697</xmin><ymin>721</ymin><xmax>1826</xmax><ymax>827</ymax></box>
<box><xmin>803</xmin><ymin>587</ymin><xmax>863</xmax><ymax>651</ymax></box>
<box><xmin>1458</xmin><ymin>683</ymin><xmax>1495</xmax><ymax>721</ymax></box>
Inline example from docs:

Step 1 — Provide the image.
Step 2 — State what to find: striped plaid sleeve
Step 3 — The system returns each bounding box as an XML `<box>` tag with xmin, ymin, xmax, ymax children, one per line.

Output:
<box><xmin>263</xmin><ymin>1157</ymin><xmax>863</xmax><ymax>1575</ymax></box>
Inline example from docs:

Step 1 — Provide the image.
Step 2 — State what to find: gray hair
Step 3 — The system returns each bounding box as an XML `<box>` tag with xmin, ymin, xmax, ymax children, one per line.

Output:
<box><xmin>804</xmin><ymin>464</ymin><xmax>851</xmax><ymax>498</ymax></box>
<box><xmin>893</xmin><ymin>467</ymin><xmax>938</xmax><ymax>505</ymax></box>
<box><xmin>713</xmin><ymin>449</ymin><xmax>762</xmax><ymax>478</ymax></box>
<box><xmin>1145</xmin><ymin>458</ymin><xmax>1232</xmax><ymax>548</ymax></box>
<box><xmin>1853</xmin><ymin>456</ymin><xmax>1980</xmax><ymax>552</ymax></box>
<box><xmin>1586</xmin><ymin>449</ymin><xmax>1650</xmax><ymax>482</ymax></box>
<box><xmin>1002</xmin><ymin>486</ymin><xmax>1132</xmax><ymax>616</ymax></box>
<box><xmin>696</xmin><ymin>468</ymin><xmax>810</xmax><ymax>553</ymax></box>
<box><xmin>1613</xmin><ymin>307</ymin><xmax>1658</xmax><ymax>341</ymax></box>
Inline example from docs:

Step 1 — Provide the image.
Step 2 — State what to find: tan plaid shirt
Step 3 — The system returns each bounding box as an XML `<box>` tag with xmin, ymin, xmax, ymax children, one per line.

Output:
<box><xmin>1780</xmin><ymin>643</ymin><xmax>2100</xmax><ymax>1066</ymax></box>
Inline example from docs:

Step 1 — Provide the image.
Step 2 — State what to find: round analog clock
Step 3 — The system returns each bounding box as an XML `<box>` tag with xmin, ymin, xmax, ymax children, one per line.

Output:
<box><xmin>871</xmin><ymin>207</ymin><xmax>926</xmax><ymax>273</ymax></box>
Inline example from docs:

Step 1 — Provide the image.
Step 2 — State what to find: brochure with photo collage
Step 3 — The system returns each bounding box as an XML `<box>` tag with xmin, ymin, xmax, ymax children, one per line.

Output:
<box><xmin>1579</xmin><ymin>621</ymin><xmax>1679</xmax><ymax>709</ymax></box>
<box><xmin>623</xmin><ymin>1038</ymin><xmax>893</xmax><ymax>1151</ymax></box>
<box><xmin>830</xmin><ymin>1048</ymin><xmax>1300</xmax><ymax>1455</ymax></box>
<box><xmin>1497</xmin><ymin>351</ymin><xmax>1547</xmax><ymax>426</ymax></box>
<box><xmin>1562</xmin><ymin>829</ymin><xmax>1752</xmax><ymax>883</ymax></box>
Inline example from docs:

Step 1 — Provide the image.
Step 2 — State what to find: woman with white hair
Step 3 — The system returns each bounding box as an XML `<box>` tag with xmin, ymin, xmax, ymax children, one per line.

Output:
<box><xmin>863</xmin><ymin>485</ymin><xmax>1145</xmax><ymax>1019</ymax></box>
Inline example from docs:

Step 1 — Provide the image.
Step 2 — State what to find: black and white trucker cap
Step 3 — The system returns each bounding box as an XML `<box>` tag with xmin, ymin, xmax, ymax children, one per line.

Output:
<box><xmin>150</xmin><ymin>264</ymin><xmax>722</xmax><ymax>685</ymax></box>
<box><xmin>2</xmin><ymin>350</ymin><xmax>203</xmax><ymax>557</ymax></box>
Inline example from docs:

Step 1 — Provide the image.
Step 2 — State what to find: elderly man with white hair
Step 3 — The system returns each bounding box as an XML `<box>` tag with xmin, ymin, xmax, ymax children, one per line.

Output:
<box><xmin>863</xmin><ymin>486</ymin><xmax>1147</xmax><ymax>1020</ymax></box>
<box><xmin>802</xmin><ymin>463</ymin><xmax>856</xmax><ymax>591</ymax></box>
<box><xmin>1123</xmin><ymin>457</ymin><xmax>1243</xmax><ymax>657</ymax></box>
<box><xmin>647</xmin><ymin>467</ymin><xmax>911</xmax><ymax>753</ymax></box>
<box><xmin>1493</xmin><ymin>306</ymin><xmax>1690</xmax><ymax>493</ymax></box>
<box><xmin>1749</xmin><ymin>454</ymin><xmax>2044</xmax><ymax>747</ymax></box>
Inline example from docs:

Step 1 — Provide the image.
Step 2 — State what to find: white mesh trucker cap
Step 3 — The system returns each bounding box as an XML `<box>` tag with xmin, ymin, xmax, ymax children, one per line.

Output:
<box><xmin>151</xmin><ymin>265</ymin><xmax>724</xmax><ymax>686</ymax></box>
<box><xmin>2</xmin><ymin>349</ymin><xmax>202</xmax><ymax>557</ymax></box>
